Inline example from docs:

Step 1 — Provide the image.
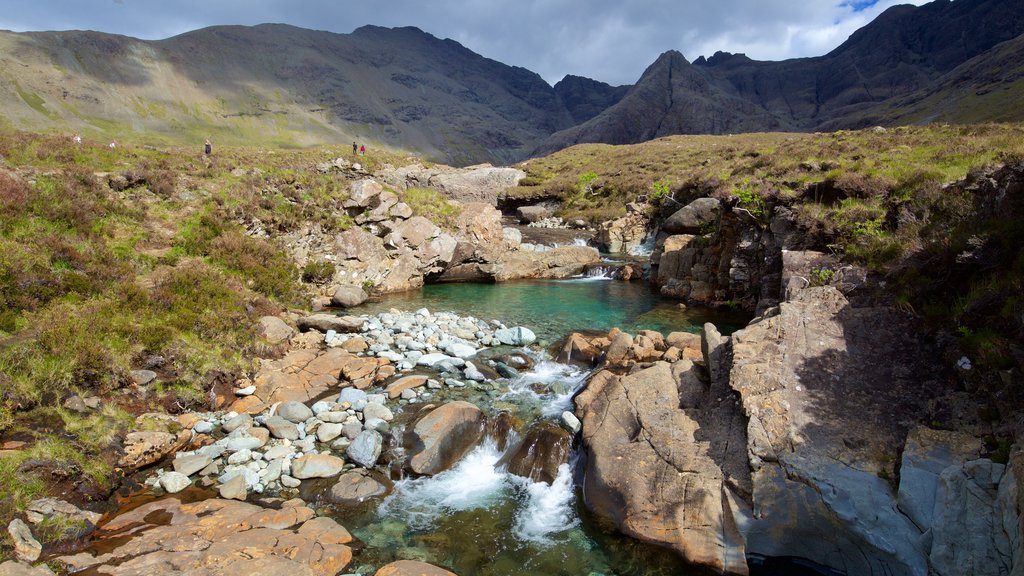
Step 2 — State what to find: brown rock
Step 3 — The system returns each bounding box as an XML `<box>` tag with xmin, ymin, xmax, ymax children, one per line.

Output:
<box><xmin>375</xmin><ymin>560</ymin><xmax>457</xmax><ymax>576</ymax></box>
<box><xmin>328</xmin><ymin>469</ymin><xmax>392</xmax><ymax>504</ymax></box>
<box><xmin>118</xmin><ymin>430</ymin><xmax>190</xmax><ymax>471</ymax></box>
<box><xmin>297</xmin><ymin>314</ymin><xmax>364</xmax><ymax>333</ymax></box>
<box><xmin>258</xmin><ymin>316</ymin><xmax>294</xmax><ymax>344</ymax></box>
<box><xmin>556</xmin><ymin>333</ymin><xmax>604</xmax><ymax>367</ymax></box>
<box><xmin>500</xmin><ymin>422</ymin><xmax>571</xmax><ymax>485</ymax></box>
<box><xmin>331</xmin><ymin>285</ymin><xmax>368</xmax><ymax>308</ymax></box>
<box><xmin>407</xmin><ymin>401</ymin><xmax>485</xmax><ymax>475</ymax></box>
<box><xmin>54</xmin><ymin>498</ymin><xmax>352</xmax><ymax>576</ymax></box>
<box><xmin>385</xmin><ymin>375</ymin><xmax>428</xmax><ymax>399</ymax></box>
<box><xmin>666</xmin><ymin>331</ymin><xmax>702</xmax><ymax>351</ymax></box>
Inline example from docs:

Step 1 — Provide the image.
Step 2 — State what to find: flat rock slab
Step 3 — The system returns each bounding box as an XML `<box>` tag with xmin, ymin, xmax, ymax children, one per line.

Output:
<box><xmin>385</xmin><ymin>375</ymin><xmax>428</xmax><ymax>399</ymax></box>
<box><xmin>291</xmin><ymin>454</ymin><xmax>346</xmax><ymax>479</ymax></box>
<box><xmin>297</xmin><ymin>314</ymin><xmax>364</xmax><ymax>333</ymax></box>
<box><xmin>55</xmin><ymin>498</ymin><xmax>352</xmax><ymax>576</ymax></box>
<box><xmin>329</xmin><ymin>469</ymin><xmax>392</xmax><ymax>504</ymax></box>
<box><xmin>374</xmin><ymin>560</ymin><xmax>457</xmax><ymax>576</ymax></box>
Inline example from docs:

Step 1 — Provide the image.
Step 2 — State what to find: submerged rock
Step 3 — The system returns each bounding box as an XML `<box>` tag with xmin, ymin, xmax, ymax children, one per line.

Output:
<box><xmin>329</xmin><ymin>469</ymin><xmax>392</xmax><ymax>504</ymax></box>
<box><xmin>500</xmin><ymin>422</ymin><xmax>571</xmax><ymax>485</ymax></box>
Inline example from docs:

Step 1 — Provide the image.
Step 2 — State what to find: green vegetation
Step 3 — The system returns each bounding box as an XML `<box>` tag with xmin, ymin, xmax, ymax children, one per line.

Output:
<box><xmin>400</xmin><ymin>187</ymin><xmax>462</xmax><ymax>229</ymax></box>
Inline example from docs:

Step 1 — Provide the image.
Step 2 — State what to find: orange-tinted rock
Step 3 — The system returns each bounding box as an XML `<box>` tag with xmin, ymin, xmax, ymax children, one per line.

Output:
<box><xmin>375</xmin><ymin>560</ymin><xmax>457</xmax><ymax>576</ymax></box>
<box><xmin>385</xmin><ymin>375</ymin><xmax>428</xmax><ymax>399</ymax></box>
<box><xmin>407</xmin><ymin>401</ymin><xmax>485</xmax><ymax>475</ymax></box>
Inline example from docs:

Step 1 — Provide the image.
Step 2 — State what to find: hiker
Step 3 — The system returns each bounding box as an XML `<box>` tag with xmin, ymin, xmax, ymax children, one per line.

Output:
<box><xmin>353</xmin><ymin>141</ymin><xmax>358</xmax><ymax>155</ymax></box>
<box><xmin>204</xmin><ymin>139</ymin><xmax>212</xmax><ymax>156</ymax></box>
<box><xmin>359</xmin><ymin>144</ymin><xmax>366</xmax><ymax>155</ymax></box>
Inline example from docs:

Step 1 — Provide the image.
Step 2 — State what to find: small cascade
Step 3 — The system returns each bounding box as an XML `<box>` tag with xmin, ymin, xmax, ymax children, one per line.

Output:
<box><xmin>511</xmin><ymin>462</ymin><xmax>579</xmax><ymax>545</ymax></box>
<box><xmin>627</xmin><ymin>229</ymin><xmax>658</xmax><ymax>257</ymax></box>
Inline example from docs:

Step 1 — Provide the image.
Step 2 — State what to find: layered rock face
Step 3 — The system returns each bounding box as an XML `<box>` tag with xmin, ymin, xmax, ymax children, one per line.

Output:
<box><xmin>573</xmin><ymin>284</ymin><xmax>1024</xmax><ymax>574</ymax></box>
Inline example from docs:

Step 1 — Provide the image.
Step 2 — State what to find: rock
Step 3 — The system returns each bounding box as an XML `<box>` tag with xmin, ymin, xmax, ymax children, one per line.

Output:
<box><xmin>502</xmin><ymin>227</ymin><xmax>522</xmax><ymax>246</ymax></box>
<box><xmin>346</xmin><ymin>430</ymin><xmax>384</xmax><ymax>468</ymax></box>
<box><xmin>516</xmin><ymin>204</ymin><xmax>553</xmax><ymax>224</ymax></box>
<box><xmin>281</xmin><ymin>475</ymin><xmax>301</xmax><ymax>488</ymax></box>
<box><xmin>575</xmin><ymin>362</ymin><xmax>748</xmax><ymax>574</ymax></box>
<box><xmin>446</xmin><ymin>342</ymin><xmax>478</xmax><ymax>359</ymax></box>
<box><xmin>291</xmin><ymin>454</ymin><xmax>346</xmax><ymax>479</ymax></box>
<box><xmin>53</xmin><ymin>498</ymin><xmax>352</xmax><ymax>575</ymax></box>
<box><xmin>25</xmin><ymin>498</ymin><xmax>102</xmax><ymax>527</ymax></box>
<box><xmin>385</xmin><ymin>375</ymin><xmax>429</xmax><ymax>399</ymax></box>
<box><xmin>277</xmin><ymin>401</ymin><xmax>314</xmax><ymax>423</ymax></box>
<box><xmin>222</xmin><ymin>413</ymin><xmax>253</xmax><ymax>432</ymax></box>
<box><xmin>317</xmin><ymin>422</ymin><xmax>344</xmax><ymax>443</ymax></box>
<box><xmin>897</xmin><ymin>427</ymin><xmax>983</xmax><ymax>532</ymax></box>
<box><xmin>494</xmin><ymin>362</ymin><xmax>519</xmax><ymax>378</ymax></box>
<box><xmin>173</xmin><ymin>453</ymin><xmax>213</xmax><ymax>477</ymax></box>
<box><xmin>219</xmin><ymin>474</ymin><xmax>248</xmax><ymax>500</ymax></box>
<box><xmin>362</xmin><ymin>402</ymin><xmax>394</xmax><ymax>422</ymax></box>
<box><xmin>130</xmin><ymin>369</ymin><xmax>157</xmax><ymax>386</ymax></box>
<box><xmin>494</xmin><ymin>326</ymin><xmax>536</xmax><ymax>346</ymax></box>
<box><xmin>297</xmin><ymin>313</ymin><xmax>364</xmax><ymax>333</ymax></box>
<box><xmin>407</xmin><ymin>401</ymin><xmax>486</xmax><ymax>475</ymax></box>
<box><xmin>257</xmin><ymin>316</ymin><xmax>294</xmax><ymax>344</ymax></box>
<box><xmin>193</xmin><ymin>420</ymin><xmax>214</xmax><ymax>434</ymax></box>
<box><xmin>663</xmin><ymin>197</ymin><xmax>721</xmax><ymax>234</ymax></box>
<box><xmin>729</xmin><ymin>287</ymin><xmax>947</xmax><ymax>575</ymax></box>
<box><xmin>265</xmin><ymin>415</ymin><xmax>300</xmax><ymax>440</ymax></box>
<box><xmin>417</xmin><ymin>353</ymin><xmax>454</xmax><ymax>366</ymax></box>
<box><xmin>0</xmin><ymin>560</ymin><xmax>55</xmax><ymax>575</ymax></box>
<box><xmin>560</xmin><ymin>411</ymin><xmax>581</xmax><ymax>434</ymax></box>
<box><xmin>556</xmin><ymin>333</ymin><xmax>603</xmax><ymax>366</ymax></box>
<box><xmin>118</xmin><ymin>430</ymin><xmax>190</xmax><ymax>471</ymax></box>
<box><xmin>666</xmin><ymin>331</ymin><xmax>701</xmax><ymax>351</ymax></box>
<box><xmin>159</xmin><ymin>472</ymin><xmax>192</xmax><ymax>494</ymax></box>
<box><xmin>225</xmin><ymin>427</ymin><xmax>269</xmax><ymax>452</ymax></box>
<box><xmin>7</xmin><ymin>519</ymin><xmax>41</xmax><ymax>562</ymax></box>
<box><xmin>595</xmin><ymin>205</ymin><xmax>649</xmax><ymax>253</ymax></box>
<box><xmin>374</xmin><ymin>560</ymin><xmax>456</xmax><ymax>576</ymax></box>
<box><xmin>63</xmin><ymin>394</ymin><xmax>89</xmax><ymax>413</ymax></box>
<box><xmin>338</xmin><ymin>388</ymin><xmax>369</xmax><ymax>407</ymax></box>
<box><xmin>342</xmin><ymin>422</ymin><xmax>364</xmax><ymax>440</ymax></box>
<box><xmin>331</xmin><ymin>285</ymin><xmax>368</xmax><ymax>308</ymax></box>
<box><xmin>463</xmin><ymin>362</ymin><xmax>487</xmax><ymax>382</ymax></box>
<box><xmin>234</xmin><ymin>385</ymin><xmax>257</xmax><ymax>396</ymax></box>
<box><xmin>501</xmin><ymin>422</ymin><xmax>571</xmax><ymax>485</ymax></box>
<box><xmin>329</xmin><ymin>469</ymin><xmax>392</xmax><ymax>504</ymax></box>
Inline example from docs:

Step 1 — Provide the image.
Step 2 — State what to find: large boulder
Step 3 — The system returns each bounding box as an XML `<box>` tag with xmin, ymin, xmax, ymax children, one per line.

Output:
<box><xmin>516</xmin><ymin>205</ymin><xmax>553</xmax><ymax>224</ymax></box>
<box><xmin>729</xmin><ymin>286</ymin><xmax>949</xmax><ymax>575</ymax></box>
<box><xmin>374</xmin><ymin>560</ymin><xmax>457</xmax><ymax>576</ymax></box>
<box><xmin>407</xmin><ymin>401</ymin><xmax>486</xmax><ymax>475</ymax></box>
<box><xmin>118</xmin><ymin>430</ymin><xmax>190</xmax><ymax>471</ymax></box>
<box><xmin>296</xmin><ymin>314</ymin><xmax>364</xmax><ymax>333</ymax></box>
<box><xmin>331</xmin><ymin>285</ymin><xmax>368</xmax><ymax>308</ymax></box>
<box><xmin>500</xmin><ymin>422</ymin><xmax>571</xmax><ymax>485</ymax></box>
<box><xmin>662</xmin><ymin>197</ymin><xmax>721</xmax><ymax>234</ymax></box>
<box><xmin>456</xmin><ymin>202</ymin><xmax>505</xmax><ymax>246</ymax></box>
<box><xmin>257</xmin><ymin>316</ymin><xmax>294</xmax><ymax>344</ymax></box>
<box><xmin>575</xmin><ymin>361</ymin><xmax>749</xmax><ymax>574</ymax></box>
<box><xmin>595</xmin><ymin>203</ymin><xmax>649</xmax><ymax>254</ymax></box>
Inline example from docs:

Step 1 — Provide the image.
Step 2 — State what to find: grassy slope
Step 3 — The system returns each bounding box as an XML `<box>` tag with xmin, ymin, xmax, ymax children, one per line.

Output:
<box><xmin>0</xmin><ymin>132</ymin><xmax>429</xmax><ymax>555</ymax></box>
<box><xmin>513</xmin><ymin>123</ymin><xmax>1024</xmax><ymax>370</ymax></box>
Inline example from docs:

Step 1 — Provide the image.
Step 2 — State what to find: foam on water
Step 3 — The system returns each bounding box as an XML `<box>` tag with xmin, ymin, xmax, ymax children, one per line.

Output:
<box><xmin>512</xmin><ymin>463</ymin><xmax>579</xmax><ymax>545</ymax></box>
<box><xmin>379</xmin><ymin>439</ymin><xmax>507</xmax><ymax>530</ymax></box>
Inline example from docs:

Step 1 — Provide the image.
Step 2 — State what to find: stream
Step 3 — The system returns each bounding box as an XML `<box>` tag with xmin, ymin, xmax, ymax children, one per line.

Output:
<box><xmin>325</xmin><ymin>278</ymin><xmax>747</xmax><ymax>576</ymax></box>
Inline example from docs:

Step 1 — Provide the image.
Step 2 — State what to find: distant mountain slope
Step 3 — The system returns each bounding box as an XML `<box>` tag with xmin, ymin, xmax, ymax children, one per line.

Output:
<box><xmin>0</xmin><ymin>24</ymin><xmax>574</xmax><ymax>165</ymax></box>
<box><xmin>553</xmin><ymin>75</ymin><xmax>630</xmax><ymax>124</ymax></box>
<box><xmin>538</xmin><ymin>0</ymin><xmax>1024</xmax><ymax>153</ymax></box>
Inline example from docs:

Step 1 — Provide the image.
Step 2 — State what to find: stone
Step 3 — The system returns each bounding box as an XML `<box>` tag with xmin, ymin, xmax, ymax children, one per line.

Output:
<box><xmin>53</xmin><ymin>498</ymin><xmax>352</xmax><ymax>575</ymax></box>
<box><xmin>385</xmin><ymin>375</ymin><xmax>428</xmax><ymax>399</ymax></box>
<box><xmin>264</xmin><ymin>445</ymin><xmax>294</xmax><ymax>460</ymax></box>
<box><xmin>338</xmin><ymin>387</ymin><xmax>369</xmax><ymax>407</ymax></box>
<box><xmin>234</xmin><ymin>385</ymin><xmax>257</xmax><ymax>396</ymax></box>
<box><xmin>500</xmin><ymin>422</ymin><xmax>571</xmax><ymax>485</ymax></box>
<box><xmin>291</xmin><ymin>454</ymin><xmax>346</xmax><ymax>479</ymax></box>
<box><xmin>463</xmin><ymin>362</ymin><xmax>487</xmax><ymax>382</ymax></box>
<box><xmin>408</xmin><ymin>401</ymin><xmax>486</xmax><ymax>475</ymax></box>
<box><xmin>446</xmin><ymin>342</ymin><xmax>478</xmax><ymax>359</ymax></box>
<box><xmin>329</xmin><ymin>469</ymin><xmax>392</xmax><ymax>504</ymax></box>
<box><xmin>296</xmin><ymin>313</ymin><xmax>364</xmax><ymax>333</ymax></box>
<box><xmin>7</xmin><ymin>519</ymin><xmax>41</xmax><ymax>562</ymax></box>
<box><xmin>118</xmin><ymin>430</ymin><xmax>190</xmax><ymax>471</ymax></box>
<box><xmin>218</xmin><ymin>474</ymin><xmax>247</xmax><ymax>500</ymax></box>
<box><xmin>897</xmin><ymin>426</ymin><xmax>982</xmax><ymax>532</ymax></box>
<box><xmin>374</xmin><ymin>560</ymin><xmax>456</xmax><ymax>576</ymax></box>
<box><xmin>663</xmin><ymin>197</ymin><xmax>721</xmax><ymax>234</ymax></box>
<box><xmin>24</xmin><ymin>498</ymin><xmax>101</xmax><ymax>527</ymax></box>
<box><xmin>666</xmin><ymin>331</ymin><xmax>702</xmax><ymax>351</ymax></box>
<box><xmin>516</xmin><ymin>204</ymin><xmax>553</xmax><ymax>224</ymax></box>
<box><xmin>277</xmin><ymin>401</ymin><xmax>314</xmax><ymax>424</ymax></box>
<box><xmin>281</xmin><ymin>475</ymin><xmax>301</xmax><ymax>488</ymax></box>
<box><xmin>173</xmin><ymin>453</ymin><xmax>213</xmax><ymax>477</ymax></box>
<box><xmin>494</xmin><ymin>362</ymin><xmax>519</xmax><ymax>378</ymax></box>
<box><xmin>222</xmin><ymin>413</ymin><xmax>253</xmax><ymax>433</ymax></box>
<box><xmin>400</xmin><ymin>389</ymin><xmax>417</xmax><ymax>400</ymax></box>
<box><xmin>159</xmin><ymin>472</ymin><xmax>192</xmax><ymax>494</ymax></box>
<box><xmin>331</xmin><ymin>285</ymin><xmax>369</xmax><ymax>308</ymax></box>
<box><xmin>556</xmin><ymin>333</ymin><xmax>604</xmax><ymax>366</ymax></box>
<box><xmin>317</xmin><ymin>422</ymin><xmax>344</xmax><ymax>443</ymax></box>
<box><xmin>560</xmin><ymin>411</ymin><xmax>581</xmax><ymax>434</ymax></box>
<box><xmin>63</xmin><ymin>394</ymin><xmax>89</xmax><ymax>413</ymax></box>
<box><xmin>130</xmin><ymin>369</ymin><xmax>157</xmax><ymax>386</ymax></box>
<box><xmin>346</xmin><ymin>430</ymin><xmax>384</xmax><ymax>468</ymax></box>
<box><xmin>494</xmin><ymin>326</ymin><xmax>536</xmax><ymax>346</ymax></box>
<box><xmin>265</xmin><ymin>415</ymin><xmax>301</xmax><ymax>440</ymax></box>
<box><xmin>0</xmin><ymin>560</ymin><xmax>55</xmax><ymax>575</ymax></box>
<box><xmin>342</xmin><ymin>422</ymin><xmax>364</xmax><ymax>440</ymax></box>
<box><xmin>416</xmin><ymin>353</ymin><xmax>454</xmax><ymax>367</ymax></box>
<box><xmin>362</xmin><ymin>402</ymin><xmax>394</xmax><ymax>422</ymax></box>
<box><xmin>257</xmin><ymin>316</ymin><xmax>294</xmax><ymax>344</ymax></box>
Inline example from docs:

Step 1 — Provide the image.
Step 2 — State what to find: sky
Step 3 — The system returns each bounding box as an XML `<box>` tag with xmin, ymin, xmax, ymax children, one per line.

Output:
<box><xmin>0</xmin><ymin>0</ymin><xmax>932</xmax><ymax>86</ymax></box>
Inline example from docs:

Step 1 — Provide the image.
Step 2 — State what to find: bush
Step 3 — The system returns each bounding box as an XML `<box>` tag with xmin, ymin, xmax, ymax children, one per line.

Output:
<box><xmin>401</xmin><ymin>187</ymin><xmax>461</xmax><ymax>229</ymax></box>
<box><xmin>302</xmin><ymin>259</ymin><xmax>337</xmax><ymax>284</ymax></box>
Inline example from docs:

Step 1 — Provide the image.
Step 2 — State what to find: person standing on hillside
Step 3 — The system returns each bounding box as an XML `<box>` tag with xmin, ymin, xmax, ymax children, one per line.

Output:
<box><xmin>204</xmin><ymin>139</ymin><xmax>212</xmax><ymax>156</ymax></box>
<box><xmin>359</xmin><ymin>144</ymin><xmax>366</xmax><ymax>155</ymax></box>
<box><xmin>353</xmin><ymin>141</ymin><xmax>358</xmax><ymax>155</ymax></box>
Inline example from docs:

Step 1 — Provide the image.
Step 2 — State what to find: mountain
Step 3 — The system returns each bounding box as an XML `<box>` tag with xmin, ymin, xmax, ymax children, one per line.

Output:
<box><xmin>552</xmin><ymin>75</ymin><xmax>630</xmax><ymax>124</ymax></box>
<box><xmin>0</xmin><ymin>24</ymin><xmax>574</xmax><ymax>166</ymax></box>
<box><xmin>539</xmin><ymin>0</ymin><xmax>1024</xmax><ymax>153</ymax></box>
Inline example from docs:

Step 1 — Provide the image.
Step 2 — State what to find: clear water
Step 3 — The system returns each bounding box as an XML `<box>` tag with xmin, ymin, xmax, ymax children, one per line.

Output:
<box><xmin>354</xmin><ymin>278</ymin><xmax>748</xmax><ymax>345</ymax></box>
<box><xmin>332</xmin><ymin>279</ymin><xmax>747</xmax><ymax>576</ymax></box>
